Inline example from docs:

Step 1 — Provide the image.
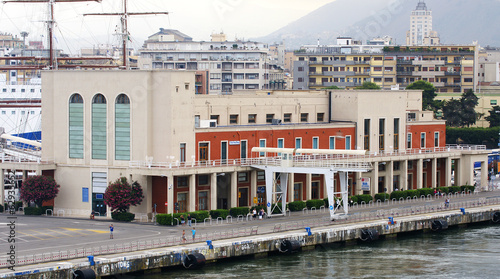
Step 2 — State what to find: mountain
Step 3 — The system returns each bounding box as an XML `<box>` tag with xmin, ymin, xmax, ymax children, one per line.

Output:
<box><xmin>257</xmin><ymin>0</ymin><xmax>500</xmax><ymax>48</ymax></box>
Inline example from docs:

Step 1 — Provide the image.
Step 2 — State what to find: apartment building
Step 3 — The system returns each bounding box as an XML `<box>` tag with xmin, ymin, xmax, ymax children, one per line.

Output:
<box><xmin>138</xmin><ymin>29</ymin><xmax>285</xmax><ymax>94</ymax></box>
<box><xmin>406</xmin><ymin>0</ymin><xmax>440</xmax><ymax>46</ymax></box>
<box><xmin>293</xmin><ymin>40</ymin><xmax>478</xmax><ymax>94</ymax></box>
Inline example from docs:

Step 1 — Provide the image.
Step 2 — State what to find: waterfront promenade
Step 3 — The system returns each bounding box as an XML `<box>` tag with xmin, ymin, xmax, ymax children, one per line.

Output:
<box><xmin>1</xmin><ymin>190</ymin><xmax>500</xmax><ymax>278</ymax></box>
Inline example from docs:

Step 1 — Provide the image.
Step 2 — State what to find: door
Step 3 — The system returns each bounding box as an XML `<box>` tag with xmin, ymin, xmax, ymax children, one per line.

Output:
<box><xmin>177</xmin><ymin>193</ymin><xmax>187</xmax><ymax>213</ymax></box>
<box><xmin>199</xmin><ymin>143</ymin><xmax>209</xmax><ymax>163</ymax></box>
<box><xmin>238</xmin><ymin>187</ymin><xmax>248</xmax><ymax>207</ymax></box>
<box><xmin>198</xmin><ymin>191</ymin><xmax>208</xmax><ymax>211</ymax></box>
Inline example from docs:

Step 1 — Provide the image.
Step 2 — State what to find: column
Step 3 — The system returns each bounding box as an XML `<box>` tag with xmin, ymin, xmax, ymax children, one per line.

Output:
<box><xmin>354</xmin><ymin>172</ymin><xmax>362</xmax><ymax>195</ymax></box>
<box><xmin>231</xmin><ymin>171</ymin><xmax>237</xmax><ymax>208</ymax></box>
<box><xmin>372</xmin><ymin>162</ymin><xmax>379</xmax><ymax>194</ymax></box>
<box><xmin>481</xmin><ymin>161</ymin><xmax>488</xmax><ymax>190</ymax></box>
<box><xmin>431</xmin><ymin>158</ymin><xmax>437</xmax><ymax>188</ymax></box>
<box><xmin>306</xmin><ymin>173</ymin><xmax>312</xmax><ymax>201</ymax></box>
<box><xmin>167</xmin><ymin>174</ymin><xmax>174</xmax><ymax>214</ymax></box>
<box><xmin>387</xmin><ymin>161</ymin><xmax>394</xmax><ymax>192</ymax></box>
<box><xmin>455</xmin><ymin>159</ymin><xmax>461</xmax><ymax>186</ymax></box>
<box><xmin>250</xmin><ymin>170</ymin><xmax>257</xmax><ymax>207</ymax></box>
<box><xmin>417</xmin><ymin>158</ymin><xmax>423</xmax><ymax>189</ymax></box>
<box><xmin>445</xmin><ymin>157</ymin><xmax>452</xmax><ymax>186</ymax></box>
<box><xmin>401</xmin><ymin>160</ymin><xmax>408</xmax><ymax>191</ymax></box>
<box><xmin>211</xmin><ymin>173</ymin><xmax>217</xmax><ymax>210</ymax></box>
<box><xmin>288</xmin><ymin>173</ymin><xmax>295</xmax><ymax>202</ymax></box>
<box><xmin>189</xmin><ymin>174</ymin><xmax>196</xmax><ymax>212</ymax></box>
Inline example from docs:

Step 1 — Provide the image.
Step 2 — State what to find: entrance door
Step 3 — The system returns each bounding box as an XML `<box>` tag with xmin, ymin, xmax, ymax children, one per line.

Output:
<box><xmin>238</xmin><ymin>187</ymin><xmax>248</xmax><ymax>207</ymax></box>
<box><xmin>92</xmin><ymin>193</ymin><xmax>106</xmax><ymax>216</ymax></box>
<box><xmin>198</xmin><ymin>191</ymin><xmax>208</xmax><ymax>211</ymax></box>
<box><xmin>311</xmin><ymin>181</ymin><xmax>320</xmax><ymax>200</ymax></box>
<box><xmin>294</xmin><ymin>183</ymin><xmax>302</xmax><ymax>201</ymax></box>
<box><xmin>257</xmin><ymin>186</ymin><xmax>266</xmax><ymax>207</ymax></box>
<box><xmin>199</xmin><ymin>143</ymin><xmax>209</xmax><ymax>163</ymax></box>
<box><xmin>177</xmin><ymin>193</ymin><xmax>187</xmax><ymax>212</ymax></box>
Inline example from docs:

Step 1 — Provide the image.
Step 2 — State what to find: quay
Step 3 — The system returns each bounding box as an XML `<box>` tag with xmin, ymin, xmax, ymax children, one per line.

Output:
<box><xmin>1</xmin><ymin>193</ymin><xmax>500</xmax><ymax>279</ymax></box>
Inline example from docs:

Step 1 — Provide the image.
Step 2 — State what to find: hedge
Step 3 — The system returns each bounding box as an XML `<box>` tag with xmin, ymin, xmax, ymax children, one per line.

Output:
<box><xmin>349</xmin><ymin>196</ymin><xmax>358</xmax><ymax>204</ymax></box>
<box><xmin>306</xmin><ymin>199</ymin><xmax>325</xmax><ymax>209</ymax></box>
<box><xmin>229</xmin><ymin>207</ymin><xmax>249</xmax><ymax>217</ymax></box>
<box><xmin>111</xmin><ymin>212</ymin><xmax>135</xmax><ymax>222</ymax></box>
<box><xmin>209</xmin><ymin>209</ymin><xmax>229</xmax><ymax>219</ymax></box>
<box><xmin>417</xmin><ymin>188</ymin><xmax>434</xmax><ymax>197</ymax></box>
<box><xmin>156</xmin><ymin>214</ymin><xmax>173</xmax><ymax>225</ymax></box>
<box><xmin>24</xmin><ymin>207</ymin><xmax>43</xmax><ymax>215</ymax></box>
<box><xmin>156</xmin><ymin>211</ymin><xmax>210</xmax><ymax>226</ymax></box>
<box><xmin>449</xmin><ymin>186</ymin><xmax>461</xmax><ymax>193</ymax></box>
<box><xmin>374</xmin><ymin>193</ymin><xmax>390</xmax><ymax>202</ymax></box>
<box><xmin>437</xmin><ymin>187</ymin><xmax>449</xmax><ymax>194</ymax></box>
<box><xmin>461</xmin><ymin>185</ymin><xmax>475</xmax><ymax>192</ymax></box>
<box><xmin>406</xmin><ymin>190</ymin><xmax>418</xmax><ymax>198</ymax></box>
<box><xmin>188</xmin><ymin>211</ymin><xmax>210</xmax><ymax>222</ymax></box>
<box><xmin>272</xmin><ymin>203</ymin><xmax>283</xmax><ymax>214</ymax></box>
<box><xmin>390</xmin><ymin>191</ymin><xmax>406</xmax><ymax>200</ymax></box>
<box><xmin>15</xmin><ymin>201</ymin><xmax>23</xmax><ymax>210</ymax></box>
<box><xmin>250</xmin><ymin>205</ymin><xmax>266</xmax><ymax>212</ymax></box>
<box><xmin>288</xmin><ymin>201</ymin><xmax>306</xmax><ymax>211</ymax></box>
<box><xmin>354</xmin><ymin>194</ymin><xmax>373</xmax><ymax>204</ymax></box>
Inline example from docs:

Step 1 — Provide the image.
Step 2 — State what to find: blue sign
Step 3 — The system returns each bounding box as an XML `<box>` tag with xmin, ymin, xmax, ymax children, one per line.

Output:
<box><xmin>267</xmin><ymin>202</ymin><xmax>271</xmax><ymax>207</ymax></box>
<box><xmin>330</xmin><ymin>205</ymin><xmax>334</xmax><ymax>210</ymax></box>
<box><xmin>257</xmin><ymin>186</ymin><xmax>266</xmax><ymax>194</ymax></box>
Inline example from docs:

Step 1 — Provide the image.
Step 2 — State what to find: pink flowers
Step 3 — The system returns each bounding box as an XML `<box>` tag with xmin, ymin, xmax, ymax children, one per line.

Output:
<box><xmin>20</xmin><ymin>175</ymin><xmax>60</xmax><ymax>207</ymax></box>
<box><xmin>104</xmin><ymin>177</ymin><xmax>144</xmax><ymax>213</ymax></box>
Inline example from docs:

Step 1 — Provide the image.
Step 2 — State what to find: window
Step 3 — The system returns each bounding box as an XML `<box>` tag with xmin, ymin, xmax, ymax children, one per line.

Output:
<box><xmin>210</xmin><ymin>73</ymin><xmax>221</xmax><ymax>79</ymax></box>
<box><xmin>180</xmin><ymin>143</ymin><xmax>186</xmax><ymax>163</ymax></box>
<box><xmin>407</xmin><ymin>133</ymin><xmax>412</xmax><ymax>149</ymax></box>
<box><xmin>379</xmin><ymin>119</ymin><xmax>385</xmax><ymax>150</ymax></box>
<box><xmin>248</xmin><ymin>114</ymin><xmax>256</xmax><ymax>123</ymax></box>
<box><xmin>298</xmin><ymin>67</ymin><xmax>304</xmax><ymax>71</ymax></box>
<box><xmin>198</xmin><ymin>175</ymin><xmax>209</xmax><ymax>186</ymax></box>
<box><xmin>198</xmin><ymin>191</ymin><xmax>208</xmax><ymax>211</ymax></box>
<box><xmin>257</xmin><ymin>171</ymin><xmax>265</xmax><ymax>181</ymax></box>
<box><xmin>221</xmin><ymin>141</ymin><xmax>228</xmax><ymax>164</ymax></box>
<box><xmin>69</xmin><ymin>93</ymin><xmax>84</xmax><ymax>159</ymax></box>
<box><xmin>364</xmin><ymin>119</ymin><xmax>370</xmax><ymax>151</ymax></box>
<box><xmin>420</xmin><ymin>132</ymin><xmax>426</xmax><ymax>148</ymax></box>
<box><xmin>434</xmin><ymin>132</ymin><xmax>439</xmax><ymax>147</ymax></box>
<box><xmin>278</xmin><ymin>138</ymin><xmax>284</xmax><ymax>157</ymax></box>
<box><xmin>177</xmin><ymin>176</ymin><xmax>188</xmax><ymax>187</ymax></box>
<box><xmin>210</xmin><ymin>115</ymin><xmax>219</xmax><ymax>124</ymax></box>
<box><xmin>295</xmin><ymin>138</ymin><xmax>302</xmax><ymax>149</ymax></box>
<box><xmin>345</xmin><ymin>136</ymin><xmax>351</xmax><ymax>150</ymax></box>
<box><xmin>11</xmin><ymin>88</ymin><xmax>15</xmax><ymax>93</ymax></box>
<box><xmin>298</xmin><ymin>77</ymin><xmax>303</xmax><ymax>82</ymax></box>
<box><xmin>115</xmin><ymin>94</ymin><xmax>130</xmax><ymax>161</ymax></box>
<box><xmin>284</xmin><ymin>113</ymin><xmax>292</xmax><ymax>123</ymax></box>
<box><xmin>92</xmin><ymin>94</ymin><xmax>107</xmax><ymax>160</ymax></box>
<box><xmin>384</xmin><ymin>78</ymin><xmax>393</xmax><ymax>82</ymax></box>
<box><xmin>464</xmin><ymin>78</ymin><xmax>473</xmax><ymax>83</ymax></box>
<box><xmin>294</xmin><ymin>183</ymin><xmax>302</xmax><ymax>201</ymax></box>
<box><xmin>394</xmin><ymin>118</ymin><xmax>399</xmax><ymax>150</ymax></box>
<box><xmin>241</xmin><ymin>140</ymin><xmax>247</xmax><ymax>160</ymax></box>
<box><xmin>408</xmin><ymin>161</ymin><xmax>413</xmax><ymax>170</ymax></box>
<box><xmin>259</xmin><ymin>139</ymin><xmax>266</xmax><ymax>157</ymax></box>
<box><xmin>329</xmin><ymin>136</ymin><xmax>335</xmax><ymax>149</ymax></box>
<box><xmin>317</xmin><ymin>113</ymin><xmax>325</xmax><ymax>122</ymax></box>
<box><xmin>238</xmin><ymin>172</ymin><xmax>249</xmax><ymax>182</ymax></box>
<box><xmin>2</xmin><ymin>88</ymin><xmax>5</xmax><ymax>92</ymax></box>
<box><xmin>313</xmin><ymin>137</ymin><xmax>319</xmax><ymax>149</ymax></box>
<box><xmin>21</xmin><ymin>88</ymin><xmax>25</xmax><ymax>93</ymax></box>
<box><xmin>230</xmin><ymin>114</ymin><xmax>238</xmax><ymax>124</ymax></box>
<box><xmin>300</xmin><ymin>113</ymin><xmax>308</xmax><ymax>122</ymax></box>
<box><xmin>266</xmin><ymin>114</ymin><xmax>274</xmax><ymax>124</ymax></box>
<box><xmin>393</xmin><ymin>162</ymin><xmax>400</xmax><ymax>171</ymax></box>
<box><xmin>374</xmin><ymin>67</ymin><xmax>383</xmax><ymax>71</ymax></box>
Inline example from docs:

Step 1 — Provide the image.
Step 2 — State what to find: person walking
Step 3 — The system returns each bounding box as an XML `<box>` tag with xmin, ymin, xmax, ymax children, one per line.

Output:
<box><xmin>180</xmin><ymin>214</ymin><xmax>185</xmax><ymax>225</ymax></box>
<box><xmin>187</xmin><ymin>214</ymin><xmax>192</xmax><ymax>227</ymax></box>
<box><xmin>191</xmin><ymin>227</ymin><xmax>196</xmax><ymax>241</ymax></box>
<box><xmin>252</xmin><ymin>208</ymin><xmax>257</xmax><ymax>220</ymax></box>
<box><xmin>109</xmin><ymin>224</ymin><xmax>114</xmax><ymax>239</ymax></box>
<box><xmin>182</xmin><ymin>229</ymin><xmax>186</xmax><ymax>243</ymax></box>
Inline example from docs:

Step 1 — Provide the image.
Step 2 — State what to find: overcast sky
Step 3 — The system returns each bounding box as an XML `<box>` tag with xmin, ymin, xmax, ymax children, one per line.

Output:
<box><xmin>0</xmin><ymin>0</ymin><xmax>334</xmax><ymax>54</ymax></box>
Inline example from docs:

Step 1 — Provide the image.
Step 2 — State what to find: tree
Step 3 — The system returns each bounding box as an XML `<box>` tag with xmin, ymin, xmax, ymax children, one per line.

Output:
<box><xmin>20</xmin><ymin>175</ymin><xmax>60</xmax><ymax>208</ymax></box>
<box><xmin>355</xmin><ymin>82</ymin><xmax>380</xmax><ymax>90</ymax></box>
<box><xmin>442</xmin><ymin>99</ymin><xmax>463</xmax><ymax>127</ymax></box>
<box><xmin>104</xmin><ymin>177</ymin><xmax>144</xmax><ymax>213</ymax></box>
<box><xmin>485</xmin><ymin>105</ymin><xmax>500</xmax><ymax>127</ymax></box>
<box><xmin>442</xmin><ymin>90</ymin><xmax>479</xmax><ymax>127</ymax></box>
<box><xmin>406</xmin><ymin>80</ymin><xmax>441</xmax><ymax>111</ymax></box>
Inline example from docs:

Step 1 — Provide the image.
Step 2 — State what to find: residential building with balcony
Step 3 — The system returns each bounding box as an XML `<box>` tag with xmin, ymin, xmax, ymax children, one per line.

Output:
<box><xmin>293</xmin><ymin>42</ymin><xmax>478</xmax><ymax>94</ymax></box>
<box><xmin>138</xmin><ymin>29</ymin><xmax>285</xmax><ymax>95</ymax></box>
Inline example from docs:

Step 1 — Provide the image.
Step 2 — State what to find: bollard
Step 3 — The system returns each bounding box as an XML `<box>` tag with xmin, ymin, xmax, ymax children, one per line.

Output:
<box><xmin>460</xmin><ymin>208</ymin><xmax>466</xmax><ymax>215</ymax></box>
<box><xmin>388</xmin><ymin>217</ymin><xmax>394</xmax><ymax>225</ymax></box>
<box><xmin>305</xmin><ymin>227</ymin><xmax>311</xmax><ymax>236</ymax></box>
<box><xmin>87</xmin><ymin>255</ymin><xmax>95</xmax><ymax>266</ymax></box>
<box><xmin>206</xmin><ymin>240</ymin><xmax>213</xmax><ymax>249</ymax></box>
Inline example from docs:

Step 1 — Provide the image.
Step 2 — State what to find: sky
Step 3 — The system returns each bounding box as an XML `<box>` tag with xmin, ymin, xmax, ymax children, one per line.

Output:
<box><xmin>0</xmin><ymin>0</ymin><xmax>334</xmax><ymax>55</ymax></box>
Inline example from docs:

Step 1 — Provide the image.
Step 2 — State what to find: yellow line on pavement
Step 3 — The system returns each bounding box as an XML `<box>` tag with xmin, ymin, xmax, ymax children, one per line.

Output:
<box><xmin>60</xmin><ymin>227</ymin><xmax>89</xmax><ymax>235</ymax></box>
<box><xmin>29</xmin><ymin>230</ymin><xmax>58</xmax><ymax>238</ymax></box>
<box><xmin>17</xmin><ymin>231</ymin><xmax>45</xmax><ymax>240</ymax></box>
<box><xmin>86</xmin><ymin>229</ymin><xmax>108</xmax><ymax>234</ymax></box>
<box><xmin>46</xmin><ymin>229</ymin><xmax>73</xmax><ymax>237</ymax></box>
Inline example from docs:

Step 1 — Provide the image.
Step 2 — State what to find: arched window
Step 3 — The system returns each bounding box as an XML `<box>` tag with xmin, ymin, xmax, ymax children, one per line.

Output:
<box><xmin>69</xmin><ymin>93</ymin><xmax>84</xmax><ymax>158</ymax></box>
<box><xmin>92</xmin><ymin>94</ymin><xmax>107</xmax><ymax>159</ymax></box>
<box><xmin>115</xmin><ymin>94</ymin><xmax>130</xmax><ymax>160</ymax></box>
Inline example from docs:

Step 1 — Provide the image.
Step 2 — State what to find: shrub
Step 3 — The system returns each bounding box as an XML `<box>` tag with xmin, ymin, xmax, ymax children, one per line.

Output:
<box><xmin>288</xmin><ymin>201</ymin><xmax>306</xmax><ymax>211</ymax></box>
<box><xmin>306</xmin><ymin>199</ymin><xmax>325</xmax><ymax>209</ymax></box>
<box><xmin>111</xmin><ymin>211</ymin><xmax>135</xmax><ymax>222</ymax></box>
<box><xmin>355</xmin><ymin>194</ymin><xmax>373</xmax><ymax>204</ymax></box>
<box><xmin>272</xmin><ymin>203</ymin><xmax>283</xmax><ymax>214</ymax></box>
<box><xmin>42</xmin><ymin>206</ymin><xmax>54</xmax><ymax>215</ymax></box>
<box><xmin>20</xmin><ymin>175</ymin><xmax>60</xmax><ymax>208</ymax></box>
<box><xmin>250</xmin><ymin>205</ymin><xmax>266</xmax><ymax>212</ymax></box>
<box><xmin>104</xmin><ymin>177</ymin><xmax>144</xmax><ymax>213</ymax></box>
<box><xmin>0</xmin><ymin>204</ymin><xmax>3</xmax><ymax>213</ymax></box>
<box><xmin>189</xmin><ymin>211</ymin><xmax>209</xmax><ymax>222</ymax></box>
<box><xmin>229</xmin><ymin>207</ymin><xmax>250</xmax><ymax>217</ymax></box>
<box><xmin>449</xmin><ymin>186</ymin><xmax>461</xmax><ymax>193</ymax></box>
<box><xmin>15</xmin><ymin>201</ymin><xmax>23</xmax><ymax>210</ymax></box>
<box><xmin>417</xmin><ymin>188</ymin><xmax>434</xmax><ymax>197</ymax></box>
<box><xmin>24</xmin><ymin>207</ymin><xmax>43</xmax><ymax>215</ymax></box>
<box><xmin>209</xmin><ymin>209</ymin><xmax>229</xmax><ymax>219</ymax></box>
<box><xmin>461</xmin><ymin>185</ymin><xmax>475</xmax><ymax>193</ymax></box>
<box><xmin>350</xmin><ymin>196</ymin><xmax>358</xmax><ymax>204</ymax></box>
<box><xmin>406</xmin><ymin>190</ymin><xmax>418</xmax><ymax>198</ymax></box>
<box><xmin>323</xmin><ymin>198</ymin><xmax>329</xmax><ymax>206</ymax></box>
<box><xmin>374</xmin><ymin>193</ymin><xmax>390</xmax><ymax>202</ymax></box>
<box><xmin>156</xmin><ymin>214</ymin><xmax>173</xmax><ymax>226</ymax></box>
<box><xmin>390</xmin><ymin>191</ymin><xmax>406</xmax><ymax>200</ymax></box>
<box><xmin>437</xmin><ymin>187</ymin><xmax>449</xmax><ymax>194</ymax></box>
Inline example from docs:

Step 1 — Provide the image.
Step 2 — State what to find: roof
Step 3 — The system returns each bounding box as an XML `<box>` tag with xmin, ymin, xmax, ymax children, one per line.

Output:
<box><xmin>416</xmin><ymin>0</ymin><xmax>428</xmax><ymax>11</ymax></box>
<box><xmin>147</xmin><ymin>28</ymin><xmax>193</xmax><ymax>41</ymax></box>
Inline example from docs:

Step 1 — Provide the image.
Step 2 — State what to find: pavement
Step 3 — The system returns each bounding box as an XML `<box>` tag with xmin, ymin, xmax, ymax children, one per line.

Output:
<box><xmin>1</xmin><ymin>190</ymin><xmax>499</xmax><ymax>261</ymax></box>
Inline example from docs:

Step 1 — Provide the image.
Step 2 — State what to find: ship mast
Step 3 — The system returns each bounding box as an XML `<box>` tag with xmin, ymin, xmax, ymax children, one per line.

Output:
<box><xmin>84</xmin><ymin>0</ymin><xmax>168</xmax><ymax>70</ymax></box>
<box><xmin>3</xmin><ymin>0</ymin><xmax>102</xmax><ymax>70</ymax></box>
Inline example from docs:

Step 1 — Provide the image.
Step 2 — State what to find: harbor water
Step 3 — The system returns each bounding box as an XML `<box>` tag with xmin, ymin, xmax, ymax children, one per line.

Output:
<box><xmin>134</xmin><ymin>224</ymin><xmax>500</xmax><ymax>279</ymax></box>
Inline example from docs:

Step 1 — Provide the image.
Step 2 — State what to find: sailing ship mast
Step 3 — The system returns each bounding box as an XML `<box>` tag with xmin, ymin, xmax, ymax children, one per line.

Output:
<box><xmin>2</xmin><ymin>0</ymin><xmax>103</xmax><ymax>69</ymax></box>
<box><xmin>84</xmin><ymin>0</ymin><xmax>168</xmax><ymax>70</ymax></box>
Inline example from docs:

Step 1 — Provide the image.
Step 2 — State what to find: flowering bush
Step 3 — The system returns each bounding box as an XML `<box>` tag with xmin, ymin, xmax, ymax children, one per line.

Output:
<box><xmin>104</xmin><ymin>177</ymin><xmax>144</xmax><ymax>213</ymax></box>
<box><xmin>20</xmin><ymin>175</ymin><xmax>60</xmax><ymax>208</ymax></box>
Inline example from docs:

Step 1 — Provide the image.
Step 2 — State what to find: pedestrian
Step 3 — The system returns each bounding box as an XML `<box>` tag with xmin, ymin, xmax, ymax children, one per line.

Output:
<box><xmin>192</xmin><ymin>227</ymin><xmax>196</xmax><ymax>241</ymax></box>
<box><xmin>187</xmin><ymin>214</ymin><xmax>192</xmax><ymax>227</ymax></box>
<box><xmin>182</xmin><ymin>229</ymin><xmax>186</xmax><ymax>243</ymax></box>
<box><xmin>109</xmin><ymin>224</ymin><xmax>114</xmax><ymax>239</ymax></box>
<box><xmin>180</xmin><ymin>214</ymin><xmax>185</xmax><ymax>225</ymax></box>
<box><xmin>445</xmin><ymin>198</ymin><xmax>450</xmax><ymax>208</ymax></box>
<box><xmin>252</xmin><ymin>208</ymin><xmax>257</xmax><ymax>220</ymax></box>
<box><xmin>259</xmin><ymin>208</ymin><xmax>264</xmax><ymax>220</ymax></box>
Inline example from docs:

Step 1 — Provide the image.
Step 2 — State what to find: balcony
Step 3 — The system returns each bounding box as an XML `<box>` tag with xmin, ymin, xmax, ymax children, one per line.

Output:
<box><xmin>444</xmin><ymin>83</ymin><xmax>461</xmax><ymax>87</ymax></box>
<box><xmin>397</xmin><ymin>60</ymin><xmax>413</xmax><ymax>65</ymax></box>
<box><xmin>354</xmin><ymin>71</ymin><xmax>371</xmax><ymax>76</ymax></box>
<box><xmin>397</xmin><ymin>70</ymin><xmax>414</xmax><ymax>75</ymax></box>
<box><xmin>445</xmin><ymin>71</ymin><xmax>460</xmax><ymax>76</ymax></box>
<box><xmin>221</xmin><ymin>79</ymin><xmax>233</xmax><ymax>83</ymax></box>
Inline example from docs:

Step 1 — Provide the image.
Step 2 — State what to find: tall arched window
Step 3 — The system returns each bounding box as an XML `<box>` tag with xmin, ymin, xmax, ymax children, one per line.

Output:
<box><xmin>92</xmin><ymin>93</ymin><xmax>107</xmax><ymax>159</ymax></box>
<box><xmin>115</xmin><ymin>94</ymin><xmax>130</xmax><ymax>160</ymax></box>
<box><xmin>69</xmin><ymin>93</ymin><xmax>84</xmax><ymax>158</ymax></box>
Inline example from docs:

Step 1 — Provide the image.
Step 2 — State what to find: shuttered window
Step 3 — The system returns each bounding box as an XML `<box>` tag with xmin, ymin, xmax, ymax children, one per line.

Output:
<box><xmin>115</xmin><ymin>94</ymin><xmax>130</xmax><ymax>160</ymax></box>
<box><xmin>69</xmin><ymin>94</ymin><xmax>84</xmax><ymax>158</ymax></box>
<box><xmin>92</xmin><ymin>94</ymin><xmax>107</xmax><ymax>160</ymax></box>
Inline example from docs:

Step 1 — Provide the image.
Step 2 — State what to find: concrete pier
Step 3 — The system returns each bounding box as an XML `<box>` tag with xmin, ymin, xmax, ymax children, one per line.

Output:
<box><xmin>2</xmin><ymin>205</ymin><xmax>499</xmax><ymax>279</ymax></box>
